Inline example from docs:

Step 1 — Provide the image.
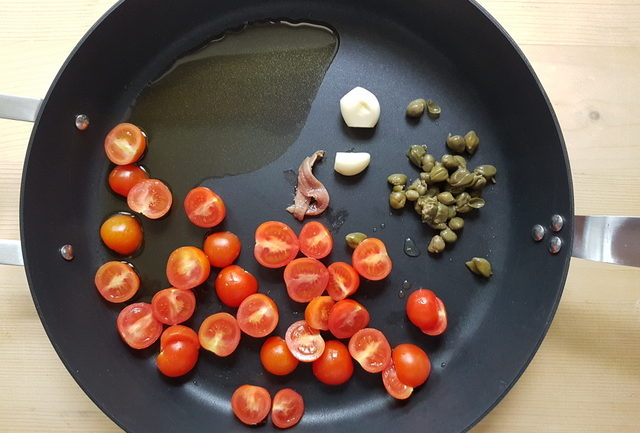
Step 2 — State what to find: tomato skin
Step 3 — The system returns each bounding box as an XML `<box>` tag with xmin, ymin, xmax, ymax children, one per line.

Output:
<box><xmin>237</xmin><ymin>293</ymin><xmax>279</xmax><ymax>338</ymax></box>
<box><xmin>304</xmin><ymin>296</ymin><xmax>335</xmax><ymax>331</ymax></box>
<box><xmin>382</xmin><ymin>360</ymin><xmax>414</xmax><ymax>400</ymax></box>
<box><xmin>326</xmin><ymin>262</ymin><xmax>360</xmax><ymax>301</ymax></box>
<box><xmin>214</xmin><ymin>265</ymin><xmax>258</xmax><ymax>308</ymax></box>
<box><xmin>254</xmin><ymin>221</ymin><xmax>299</xmax><ymax>268</ymax></box>
<box><xmin>392</xmin><ymin>344</ymin><xmax>431</xmax><ymax>388</ymax></box>
<box><xmin>231</xmin><ymin>385</ymin><xmax>271</xmax><ymax>426</ymax></box>
<box><xmin>271</xmin><ymin>388</ymin><xmax>304</xmax><ymax>429</ymax></box>
<box><xmin>260</xmin><ymin>336</ymin><xmax>299</xmax><ymax>376</ymax></box>
<box><xmin>348</xmin><ymin>328</ymin><xmax>392</xmax><ymax>373</ymax></box>
<box><xmin>283</xmin><ymin>258</ymin><xmax>330</xmax><ymax>303</ymax></box>
<box><xmin>108</xmin><ymin>164</ymin><xmax>149</xmax><ymax>197</ymax></box>
<box><xmin>312</xmin><ymin>340</ymin><xmax>354</xmax><ymax>385</ymax></box>
<box><xmin>166</xmin><ymin>246</ymin><xmax>211</xmax><ymax>290</ymax></box>
<box><xmin>198</xmin><ymin>312</ymin><xmax>241</xmax><ymax>357</ymax></box>
<box><xmin>127</xmin><ymin>179</ymin><xmax>173</xmax><ymax>219</ymax></box>
<box><xmin>104</xmin><ymin>123</ymin><xmax>147</xmax><ymax>165</ymax></box>
<box><xmin>99</xmin><ymin>213</ymin><xmax>143</xmax><ymax>256</ymax></box>
<box><xmin>116</xmin><ymin>302</ymin><xmax>163</xmax><ymax>349</ymax></box>
<box><xmin>203</xmin><ymin>231</ymin><xmax>241</xmax><ymax>268</ymax></box>
<box><xmin>298</xmin><ymin>221</ymin><xmax>333</xmax><ymax>259</ymax></box>
<box><xmin>161</xmin><ymin>324</ymin><xmax>200</xmax><ymax>348</ymax></box>
<box><xmin>151</xmin><ymin>288</ymin><xmax>196</xmax><ymax>325</ymax></box>
<box><xmin>184</xmin><ymin>186</ymin><xmax>226</xmax><ymax>228</ymax></box>
<box><xmin>156</xmin><ymin>327</ymin><xmax>199</xmax><ymax>377</ymax></box>
<box><xmin>94</xmin><ymin>261</ymin><xmax>139</xmax><ymax>303</ymax></box>
<box><xmin>406</xmin><ymin>289</ymin><xmax>447</xmax><ymax>336</ymax></box>
<box><xmin>327</xmin><ymin>299</ymin><xmax>370</xmax><ymax>339</ymax></box>
<box><xmin>352</xmin><ymin>238</ymin><xmax>392</xmax><ymax>281</ymax></box>
<box><xmin>285</xmin><ymin>320</ymin><xmax>326</xmax><ymax>362</ymax></box>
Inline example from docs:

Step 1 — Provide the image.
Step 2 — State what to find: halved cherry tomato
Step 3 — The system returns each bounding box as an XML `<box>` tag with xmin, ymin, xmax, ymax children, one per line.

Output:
<box><xmin>99</xmin><ymin>213</ymin><xmax>143</xmax><ymax>256</ymax></box>
<box><xmin>94</xmin><ymin>261</ymin><xmax>139</xmax><ymax>303</ymax></box>
<box><xmin>326</xmin><ymin>262</ymin><xmax>360</xmax><ymax>301</ymax></box>
<box><xmin>215</xmin><ymin>265</ymin><xmax>258</xmax><ymax>307</ymax></box>
<box><xmin>104</xmin><ymin>122</ymin><xmax>147</xmax><ymax>165</ymax></box>
<box><xmin>203</xmin><ymin>231</ymin><xmax>241</xmax><ymax>268</ymax></box>
<box><xmin>260</xmin><ymin>336</ymin><xmax>299</xmax><ymax>376</ymax></box>
<box><xmin>352</xmin><ymin>238</ymin><xmax>392</xmax><ymax>281</ymax></box>
<box><xmin>271</xmin><ymin>388</ymin><xmax>304</xmax><ymax>429</ymax></box>
<box><xmin>298</xmin><ymin>221</ymin><xmax>333</xmax><ymax>259</ymax></box>
<box><xmin>160</xmin><ymin>324</ymin><xmax>200</xmax><ymax>348</ymax></box>
<box><xmin>127</xmin><ymin>179</ymin><xmax>172</xmax><ymax>219</ymax></box>
<box><xmin>304</xmin><ymin>296</ymin><xmax>334</xmax><ymax>331</ymax></box>
<box><xmin>285</xmin><ymin>320</ymin><xmax>325</xmax><ymax>362</ymax></box>
<box><xmin>231</xmin><ymin>385</ymin><xmax>271</xmax><ymax>426</ymax></box>
<box><xmin>184</xmin><ymin>186</ymin><xmax>226</xmax><ymax>228</ymax></box>
<box><xmin>156</xmin><ymin>326</ymin><xmax>199</xmax><ymax>377</ymax></box>
<box><xmin>166</xmin><ymin>246</ymin><xmax>211</xmax><ymax>290</ymax></box>
<box><xmin>254</xmin><ymin>221</ymin><xmax>299</xmax><ymax>268</ymax></box>
<box><xmin>406</xmin><ymin>289</ymin><xmax>448</xmax><ymax>336</ymax></box>
<box><xmin>392</xmin><ymin>344</ymin><xmax>431</xmax><ymax>388</ymax></box>
<box><xmin>382</xmin><ymin>360</ymin><xmax>414</xmax><ymax>400</ymax></box>
<box><xmin>151</xmin><ymin>288</ymin><xmax>196</xmax><ymax>325</ymax></box>
<box><xmin>198</xmin><ymin>312</ymin><xmax>241</xmax><ymax>357</ymax></box>
<box><xmin>108</xmin><ymin>164</ymin><xmax>149</xmax><ymax>197</ymax></box>
<box><xmin>283</xmin><ymin>258</ymin><xmax>329</xmax><ymax>303</ymax></box>
<box><xmin>116</xmin><ymin>302</ymin><xmax>163</xmax><ymax>349</ymax></box>
<box><xmin>348</xmin><ymin>328</ymin><xmax>391</xmax><ymax>373</ymax></box>
<box><xmin>312</xmin><ymin>340</ymin><xmax>354</xmax><ymax>386</ymax></box>
<box><xmin>327</xmin><ymin>299</ymin><xmax>370</xmax><ymax>339</ymax></box>
<box><xmin>237</xmin><ymin>293</ymin><xmax>279</xmax><ymax>338</ymax></box>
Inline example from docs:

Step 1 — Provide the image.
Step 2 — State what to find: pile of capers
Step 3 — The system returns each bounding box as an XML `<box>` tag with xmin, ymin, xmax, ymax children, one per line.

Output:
<box><xmin>387</xmin><ymin>140</ymin><xmax>497</xmax><ymax>254</ymax></box>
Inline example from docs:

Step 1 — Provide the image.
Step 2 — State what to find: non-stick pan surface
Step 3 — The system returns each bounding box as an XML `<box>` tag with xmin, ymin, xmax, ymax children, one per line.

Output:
<box><xmin>21</xmin><ymin>1</ymin><xmax>572</xmax><ymax>432</ymax></box>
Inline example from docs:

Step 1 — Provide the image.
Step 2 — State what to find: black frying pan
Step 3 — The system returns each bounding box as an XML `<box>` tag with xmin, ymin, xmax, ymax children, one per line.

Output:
<box><xmin>12</xmin><ymin>0</ymin><xmax>574</xmax><ymax>432</ymax></box>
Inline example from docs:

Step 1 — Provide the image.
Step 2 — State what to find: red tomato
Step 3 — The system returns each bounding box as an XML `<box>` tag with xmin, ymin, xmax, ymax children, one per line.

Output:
<box><xmin>156</xmin><ymin>326</ymin><xmax>199</xmax><ymax>377</ymax></box>
<box><xmin>382</xmin><ymin>360</ymin><xmax>414</xmax><ymax>400</ymax></box>
<box><xmin>99</xmin><ymin>213</ymin><xmax>143</xmax><ymax>256</ymax></box>
<box><xmin>214</xmin><ymin>265</ymin><xmax>258</xmax><ymax>307</ymax></box>
<box><xmin>231</xmin><ymin>385</ymin><xmax>271</xmax><ymax>425</ymax></box>
<box><xmin>254</xmin><ymin>221</ymin><xmax>299</xmax><ymax>268</ymax></box>
<box><xmin>260</xmin><ymin>336</ymin><xmax>299</xmax><ymax>376</ymax></box>
<box><xmin>237</xmin><ymin>293</ymin><xmax>279</xmax><ymax>338</ymax></box>
<box><xmin>198</xmin><ymin>312</ymin><xmax>241</xmax><ymax>357</ymax></box>
<box><xmin>184</xmin><ymin>186</ymin><xmax>226</xmax><ymax>228</ymax></box>
<box><xmin>108</xmin><ymin>164</ymin><xmax>149</xmax><ymax>197</ymax></box>
<box><xmin>94</xmin><ymin>261</ymin><xmax>139</xmax><ymax>303</ymax></box>
<box><xmin>203</xmin><ymin>231</ymin><xmax>241</xmax><ymax>268</ymax></box>
<box><xmin>166</xmin><ymin>246</ymin><xmax>211</xmax><ymax>290</ymax></box>
<box><xmin>151</xmin><ymin>288</ymin><xmax>196</xmax><ymax>325</ymax></box>
<box><xmin>116</xmin><ymin>302</ymin><xmax>163</xmax><ymax>349</ymax></box>
<box><xmin>406</xmin><ymin>289</ymin><xmax>448</xmax><ymax>336</ymax></box>
<box><xmin>298</xmin><ymin>221</ymin><xmax>333</xmax><ymax>259</ymax></box>
<box><xmin>326</xmin><ymin>262</ymin><xmax>360</xmax><ymax>301</ymax></box>
<box><xmin>327</xmin><ymin>299</ymin><xmax>370</xmax><ymax>339</ymax></box>
<box><xmin>304</xmin><ymin>296</ymin><xmax>335</xmax><ymax>331</ymax></box>
<box><xmin>352</xmin><ymin>238</ymin><xmax>392</xmax><ymax>281</ymax></box>
<box><xmin>348</xmin><ymin>328</ymin><xmax>392</xmax><ymax>373</ymax></box>
<box><xmin>160</xmin><ymin>324</ymin><xmax>200</xmax><ymax>348</ymax></box>
<box><xmin>285</xmin><ymin>320</ymin><xmax>325</xmax><ymax>362</ymax></box>
<box><xmin>283</xmin><ymin>258</ymin><xmax>329</xmax><ymax>303</ymax></box>
<box><xmin>392</xmin><ymin>344</ymin><xmax>431</xmax><ymax>388</ymax></box>
<box><xmin>312</xmin><ymin>340</ymin><xmax>354</xmax><ymax>385</ymax></box>
<box><xmin>127</xmin><ymin>179</ymin><xmax>172</xmax><ymax>219</ymax></box>
<box><xmin>104</xmin><ymin>123</ymin><xmax>147</xmax><ymax>165</ymax></box>
<box><xmin>271</xmin><ymin>388</ymin><xmax>304</xmax><ymax>429</ymax></box>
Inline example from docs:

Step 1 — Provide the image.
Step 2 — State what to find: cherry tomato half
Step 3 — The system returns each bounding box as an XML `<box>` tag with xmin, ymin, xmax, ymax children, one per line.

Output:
<box><xmin>99</xmin><ymin>213</ymin><xmax>143</xmax><ymax>256</ymax></box>
<box><xmin>283</xmin><ymin>258</ymin><xmax>329</xmax><ymax>303</ymax></box>
<box><xmin>161</xmin><ymin>324</ymin><xmax>200</xmax><ymax>348</ymax></box>
<box><xmin>231</xmin><ymin>385</ymin><xmax>271</xmax><ymax>426</ymax></box>
<box><xmin>382</xmin><ymin>360</ymin><xmax>414</xmax><ymax>400</ymax></box>
<box><xmin>298</xmin><ymin>221</ymin><xmax>333</xmax><ymax>259</ymax></box>
<box><xmin>326</xmin><ymin>262</ymin><xmax>360</xmax><ymax>301</ymax></box>
<box><xmin>127</xmin><ymin>179</ymin><xmax>172</xmax><ymax>219</ymax></box>
<box><xmin>198</xmin><ymin>312</ymin><xmax>241</xmax><ymax>357</ymax></box>
<box><xmin>352</xmin><ymin>238</ymin><xmax>392</xmax><ymax>281</ymax></box>
<box><xmin>104</xmin><ymin>122</ymin><xmax>147</xmax><ymax>165</ymax></box>
<box><xmin>260</xmin><ymin>336</ymin><xmax>299</xmax><ymax>376</ymax></box>
<box><xmin>156</xmin><ymin>326</ymin><xmax>199</xmax><ymax>377</ymax></box>
<box><xmin>237</xmin><ymin>293</ymin><xmax>279</xmax><ymax>338</ymax></box>
<box><xmin>304</xmin><ymin>296</ymin><xmax>335</xmax><ymax>331</ymax></box>
<box><xmin>151</xmin><ymin>288</ymin><xmax>196</xmax><ymax>325</ymax></box>
<box><xmin>184</xmin><ymin>186</ymin><xmax>226</xmax><ymax>228</ymax></box>
<box><xmin>203</xmin><ymin>231</ymin><xmax>241</xmax><ymax>268</ymax></box>
<box><xmin>285</xmin><ymin>320</ymin><xmax>325</xmax><ymax>362</ymax></box>
<box><xmin>94</xmin><ymin>261</ymin><xmax>139</xmax><ymax>303</ymax></box>
<box><xmin>312</xmin><ymin>340</ymin><xmax>354</xmax><ymax>386</ymax></box>
<box><xmin>406</xmin><ymin>289</ymin><xmax>448</xmax><ymax>336</ymax></box>
<box><xmin>348</xmin><ymin>328</ymin><xmax>392</xmax><ymax>373</ymax></box>
<box><xmin>116</xmin><ymin>302</ymin><xmax>163</xmax><ymax>349</ymax></box>
<box><xmin>108</xmin><ymin>164</ymin><xmax>149</xmax><ymax>197</ymax></box>
<box><xmin>392</xmin><ymin>344</ymin><xmax>431</xmax><ymax>388</ymax></box>
<box><xmin>254</xmin><ymin>221</ymin><xmax>299</xmax><ymax>268</ymax></box>
<box><xmin>327</xmin><ymin>299</ymin><xmax>370</xmax><ymax>339</ymax></box>
<box><xmin>272</xmin><ymin>388</ymin><xmax>304</xmax><ymax>429</ymax></box>
<box><xmin>166</xmin><ymin>246</ymin><xmax>211</xmax><ymax>290</ymax></box>
<box><xmin>215</xmin><ymin>265</ymin><xmax>258</xmax><ymax>308</ymax></box>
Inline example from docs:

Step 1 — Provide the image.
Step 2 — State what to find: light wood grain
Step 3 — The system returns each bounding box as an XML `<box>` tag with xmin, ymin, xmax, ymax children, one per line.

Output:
<box><xmin>0</xmin><ymin>1</ymin><xmax>639</xmax><ymax>432</ymax></box>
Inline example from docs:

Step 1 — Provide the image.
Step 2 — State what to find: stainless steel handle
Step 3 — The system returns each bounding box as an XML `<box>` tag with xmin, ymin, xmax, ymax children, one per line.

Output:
<box><xmin>0</xmin><ymin>240</ymin><xmax>24</xmax><ymax>266</ymax></box>
<box><xmin>573</xmin><ymin>216</ymin><xmax>640</xmax><ymax>268</ymax></box>
<box><xmin>0</xmin><ymin>94</ymin><xmax>42</xmax><ymax>122</ymax></box>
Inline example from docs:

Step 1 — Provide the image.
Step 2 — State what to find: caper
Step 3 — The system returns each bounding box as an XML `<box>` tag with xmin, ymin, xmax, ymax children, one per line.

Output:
<box><xmin>456</xmin><ymin>204</ymin><xmax>472</xmax><ymax>213</ymax></box>
<box><xmin>455</xmin><ymin>192</ymin><xmax>471</xmax><ymax>207</ymax></box>
<box><xmin>426</xmin><ymin>221</ymin><xmax>448</xmax><ymax>230</ymax></box>
<box><xmin>446</xmin><ymin>134</ymin><xmax>466</xmax><ymax>153</ymax></box>
<box><xmin>426</xmin><ymin>185</ymin><xmax>440</xmax><ymax>197</ymax></box>
<box><xmin>469</xmin><ymin>189</ymin><xmax>483</xmax><ymax>198</ymax></box>
<box><xmin>420</xmin><ymin>154</ymin><xmax>436</xmax><ymax>172</ymax></box>
<box><xmin>345</xmin><ymin>232</ymin><xmax>367</xmax><ymax>249</ymax></box>
<box><xmin>468</xmin><ymin>197</ymin><xmax>486</xmax><ymax>209</ymax></box>
<box><xmin>470</xmin><ymin>174</ymin><xmax>487</xmax><ymax>190</ymax></box>
<box><xmin>405</xmin><ymin>189</ymin><xmax>420</xmax><ymax>201</ymax></box>
<box><xmin>464</xmin><ymin>130</ymin><xmax>480</xmax><ymax>154</ymax></box>
<box><xmin>407</xmin><ymin>145</ymin><xmax>427</xmax><ymax>167</ymax></box>
<box><xmin>441</xmin><ymin>154</ymin><xmax>459</xmax><ymax>170</ymax></box>
<box><xmin>415</xmin><ymin>183</ymin><xmax>428</xmax><ymax>196</ymax></box>
<box><xmin>427</xmin><ymin>235</ymin><xmax>446</xmax><ymax>254</ymax></box>
<box><xmin>448</xmin><ymin>167</ymin><xmax>475</xmax><ymax>188</ymax></box>
<box><xmin>448</xmin><ymin>217</ymin><xmax>465</xmax><ymax>231</ymax></box>
<box><xmin>388</xmin><ymin>173</ymin><xmax>408</xmax><ymax>186</ymax></box>
<box><xmin>392</xmin><ymin>185</ymin><xmax>405</xmax><ymax>192</ymax></box>
<box><xmin>447</xmin><ymin>205</ymin><xmax>457</xmax><ymax>219</ymax></box>
<box><xmin>406</xmin><ymin>98</ymin><xmax>426</xmax><ymax>118</ymax></box>
<box><xmin>440</xmin><ymin>228</ymin><xmax>458</xmax><ymax>243</ymax></box>
<box><xmin>389</xmin><ymin>191</ymin><xmax>407</xmax><ymax>209</ymax></box>
<box><xmin>474</xmin><ymin>164</ymin><xmax>497</xmax><ymax>179</ymax></box>
<box><xmin>419</xmin><ymin>172</ymin><xmax>431</xmax><ymax>183</ymax></box>
<box><xmin>437</xmin><ymin>191</ymin><xmax>455</xmax><ymax>205</ymax></box>
<box><xmin>442</xmin><ymin>183</ymin><xmax>466</xmax><ymax>195</ymax></box>
<box><xmin>426</xmin><ymin>99</ymin><xmax>441</xmax><ymax>119</ymax></box>
<box><xmin>453</xmin><ymin>155</ymin><xmax>467</xmax><ymax>169</ymax></box>
<box><xmin>429</xmin><ymin>165</ymin><xmax>449</xmax><ymax>183</ymax></box>
<box><xmin>465</xmin><ymin>257</ymin><xmax>492</xmax><ymax>278</ymax></box>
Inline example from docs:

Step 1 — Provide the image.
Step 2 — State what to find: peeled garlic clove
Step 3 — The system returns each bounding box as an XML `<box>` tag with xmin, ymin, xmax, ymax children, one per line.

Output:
<box><xmin>334</xmin><ymin>152</ymin><xmax>371</xmax><ymax>176</ymax></box>
<box><xmin>339</xmin><ymin>86</ymin><xmax>380</xmax><ymax>128</ymax></box>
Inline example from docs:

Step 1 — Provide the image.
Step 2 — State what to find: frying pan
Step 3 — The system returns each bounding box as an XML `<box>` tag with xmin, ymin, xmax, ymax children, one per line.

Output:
<box><xmin>0</xmin><ymin>1</ymin><xmax>638</xmax><ymax>432</ymax></box>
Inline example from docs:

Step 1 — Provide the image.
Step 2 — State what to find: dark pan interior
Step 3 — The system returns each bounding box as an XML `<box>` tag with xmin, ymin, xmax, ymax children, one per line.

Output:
<box><xmin>21</xmin><ymin>1</ymin><xmax>573</xmax><ymax>432</ymax></box>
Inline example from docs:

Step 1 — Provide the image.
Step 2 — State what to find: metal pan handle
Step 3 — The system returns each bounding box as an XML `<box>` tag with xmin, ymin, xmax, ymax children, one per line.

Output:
<box><xmin>0</xmin><ymin>94</ymin><xmax>42</xmax><ymax>122</ymax></box>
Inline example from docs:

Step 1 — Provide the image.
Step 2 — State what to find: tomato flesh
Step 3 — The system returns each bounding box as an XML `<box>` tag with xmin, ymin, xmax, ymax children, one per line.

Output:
<box><xmin>348</xmin><ymin>328</ymin><xmax>392</xmax><ymax>373</ymax></box>
<box><xmin>392</xmin><ymin>344</ymin><xmax>431</xmax><ymax>388</ymax></box>
<box><xmin>422</xmin><ymin>297</ymin><xmax>448</xmax><ymax>336</ymax></box>
<box><xmin>99</xmin><ymin>213</ymin><xmax>143</xmax><ymax>256</ymax></box>
<box><xmin>157</xmin><ymin>326</ymin><xmax>199</xmax><ymax>377</ymax></box>
<box><xmin>327</xmin><ymin>299</ymin><xmax>370</xmax><ymax>339</ymax></box>
<box><xmin>298</xmin><ymin>221</ymin><xmax>333</xmax><ymax>259</ymax></box>
<box><xmin>326</xmin><ymin>262</ymin><xmax>360</xmax><ymax>301</ymax></box>
<box><xmin>184</xmin><ymin>186</ymin><xmax>226</xmax><ymax>228</ymax></box>
<box><xmin>271</xmin><ymin>388</ymin><xmax>304</xmax><ymax>429</ymax></box>
<box><xmin>203</xmin><ymin>231</ymin><xmax>241</xmax><ymax>268</ymax></box>
<box><xmin>304</xmin><ymin>296</ymin><xmax>335</xmax><ymax>331</ymax></box>
<box><xmin>352</xmin><ymin>238</ymin><xmax>392</xmax><ymax>281</ymax></box>
<box><xmin>283</xmin><ymin>258</ymin><xmax>329</xmax><ymax>303</ymax></box>
<box><xmin>151</xmin><ymin>288</ymin><xmax>196</xmax><ymax>325</ymax></box>
<box><xmin>382</xmin><ymin>360</ymin><xmax>414</xmax><ymax>400</ymax></box>
<box><xmin>198</xmin><ymin>312</ymin><xmax>241</xmax><ymax>357</ymax></box>
<box><xmin>127</xmin><ymin>179</ymin><xmax>172</xmax><ymax>219</ymax></box>
<box><xmin>254</xmin><ymin>221</ymin><xmax>299</xmax><ymax>268</ymax></box>
<box><xmin>104</xmin><ymin>123</ymin><xmax>147</xmax><ymax>165</ymax></box>
<box><xmin>166</xmin><ymin>246</ymin><xmax>211</xmax><ymax>290</ymax></box>
<box><xmin>260</xmin><ymin>336</ymin><xmax>299</xmax><ymax>376</ymax></box>
<box><xmin>108</xmin><ymin>164</ymin><xmax>149</xmax><ymax>197</ymax></box>
<box><xmin>231</xmin><ymin>385</ymin><xmax>271</xmax><ymax>426</ymax></box>
<box><xmin>214</xmin><ymin>265</ymin><xmax>258</xmax><ymax>307</ymax></box>
<box><xmin>285</xmin><ymin>320</ymin><xmax>325</xmax><ymax>362</ymax></box>
<box><xmin>116</xmin><ymin>302</ymin><xmax>163</xmax><ymax>349</ymax></box>
<box><xmin>94</xmin><ymin>261</ymin><xmax>139</xmax><ymax>303</ymax></box>
<box><xmin>312</xmin><ymin>340</ymin><xmax>354</xmax><ymax>385</ymax></box>
<box><xmin>237</xmin><ymin>293</ymin><xmax>279</xmax><ymax>338</ymax></box>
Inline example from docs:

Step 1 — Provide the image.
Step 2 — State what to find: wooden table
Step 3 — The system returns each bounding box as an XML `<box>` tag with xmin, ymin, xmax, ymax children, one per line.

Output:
<box><xmin>1</xmin><ymin>1</ymin><xmax>638</xmax><ymax>431</ymax></box>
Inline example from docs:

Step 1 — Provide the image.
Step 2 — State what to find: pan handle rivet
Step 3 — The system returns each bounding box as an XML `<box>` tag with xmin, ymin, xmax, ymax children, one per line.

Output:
<box><xmin>531</xmin><ymin>224</ymin><xmax>545</xmax><ymax>242</ymax></box>
<box><xmin>60</xmin><ymin>244</ymin><xmax>74</xmax><ymax>261</ymax></box>
<box><xmin>75</xmin><ymin>114</ymin><xmax>90</xmax><ymax>130</ymax></box>
<box><xmin>551</xmin><ymin>214</ymin><xmax>564</xmax><ymax>232</ymax></box>
<box><xmin>548</xmin><ymin>236</ymin><xmax>562</xmax><ymax>254</ymax></box>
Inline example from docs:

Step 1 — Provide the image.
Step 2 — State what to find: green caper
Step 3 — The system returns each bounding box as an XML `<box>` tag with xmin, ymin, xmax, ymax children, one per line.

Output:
<box><xmin>455</xmin><ymin>192</ymin><xmax>471</xmax><ymax>207</ymax></box>
<box><xmin>470</xmin><ymin>174</ymin><xmax>487</xmax><ymax>190</ymax></box>
<box><xmin>453</xmin><ymin>155</ymin><xmax>467</xmax><ymax>169</ymax></box>
<box><xmin>392</xmin><ymin>185</ymin><xmax>405</xmax><ymax>192</ymax></box>
<box><xmin>468</xmin><ymin>197</ymin><xmax>486</xmax><ymax>209</ymax></box>
<box><xmin>407</xmin><ymin>145</ymin><xmax>427</xmax><ymax>168</ymax></box>
<box><xmin>469</xmin><ymin>189</ymin><xmax>483</xmax><ymax>198</ymax></box>
<box><xmin>474</xmin><ymin>164</ymin><xmax>496</xmax><ymax>179</ymax></box>
<box><xmin>419</xmin><ymin>172</ymin><xmax>431</xmax><ymax>183</ymax></box>
<box><xmin>456</xmin><ymin>204</ymin><xmax>472</xmax><ymax>213</ymax></box>
<box><xmin>448</xmin><ymin>217</ymin><xmax>464</xmax><ymax>231</ymax></box>
<box><xmin>427</xmin><ymin>221</ymin><xmax>448</xmax><ymax>230</ymax></box>
<box><xmin>443</xmin><ymin>183</ymin><xmax>466</xmax><ymax>195</ymax></box>
<box><xmin>448</xmin><ymin>167</ymin><xmax>475</xmax><ymax>188</ymax></box>
<box><xmin>437</xmin><ymin>191</ymin><xmax>455</xmax><ymax>205</ymax></box>
<box><xmin>429</xmin><ymin>165</ymin><xmax>449</xmax><ymax>183</ymax></box>
<box><xmin>345</xmin><ymin>232</ymin><xmax>367</xmax><ymax>249</ymax></box>
<box><xmin>426</xmin><ymin>185</ymin><xmax>440</xmax><ymax>197</ymax></box>
<box><xmin>441</xmin><ymin>154</ymin><xmax>459</xmax><ymax>170</ymax></box>
<box><xmin>427</xmin><ymin>235</ymin><xmax>446</xmax><ymax>254</ymax></box>
<box><xmin>426</xmin><ymin>99</ymin><xmax>441</xmax><ymax>119</ymax></box>
<box><xmin>446</xmin><ymin>134</ymin><xmax>466</xmax><ymax>153</ymax></box>
<box><xmin>440</xmin><ymin>228</ymin><xmax>458</xmax><ymax>243</ymax></box>
<box><xmin>405</xmin><ymin>189</ymin><xmax>420</xmax><ymax>201</ymax></box>
<box><xmin>389</xmin><ymin>191</ymin><xmax>407</xmax><ymax>209</ymax></box>
<box><xmin>465</xmin><ymin>257</ymin><xmax>492</xmax><ymax>278</ymax></box>
<box><xmin>420</xmin><ymin>154</ymin><xmax>436</xmax><ymax>172</ymax></box>
<box><xmin>406</xmin><ymin>98</ymin><xmax>426</xmax><ymax>118</ymax></box>
<box><xmin>464</xmin><ymin>130</ymin><xmax>480</xmax><ymax>154</ymax></box>
<box><xmin>447</xmin><ymin>205</ymin><xmax>457</xmax><ymax>219</ymax></box>
<box><xmin>388</xmin><ymin>173</ymin><xmax>408</xmax><ymax>186</ymax></box>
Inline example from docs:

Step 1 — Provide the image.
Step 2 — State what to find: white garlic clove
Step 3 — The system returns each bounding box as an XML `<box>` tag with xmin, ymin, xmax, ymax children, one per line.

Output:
<box><xmin>334</xmin><ymin>152</ymin><xmax>371</xmax><ymax>176</ymax></box>
<box><xmin>339</xmin><ymin>86</ymin><xmax>380</xmax><ymax>128</ymax></box>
